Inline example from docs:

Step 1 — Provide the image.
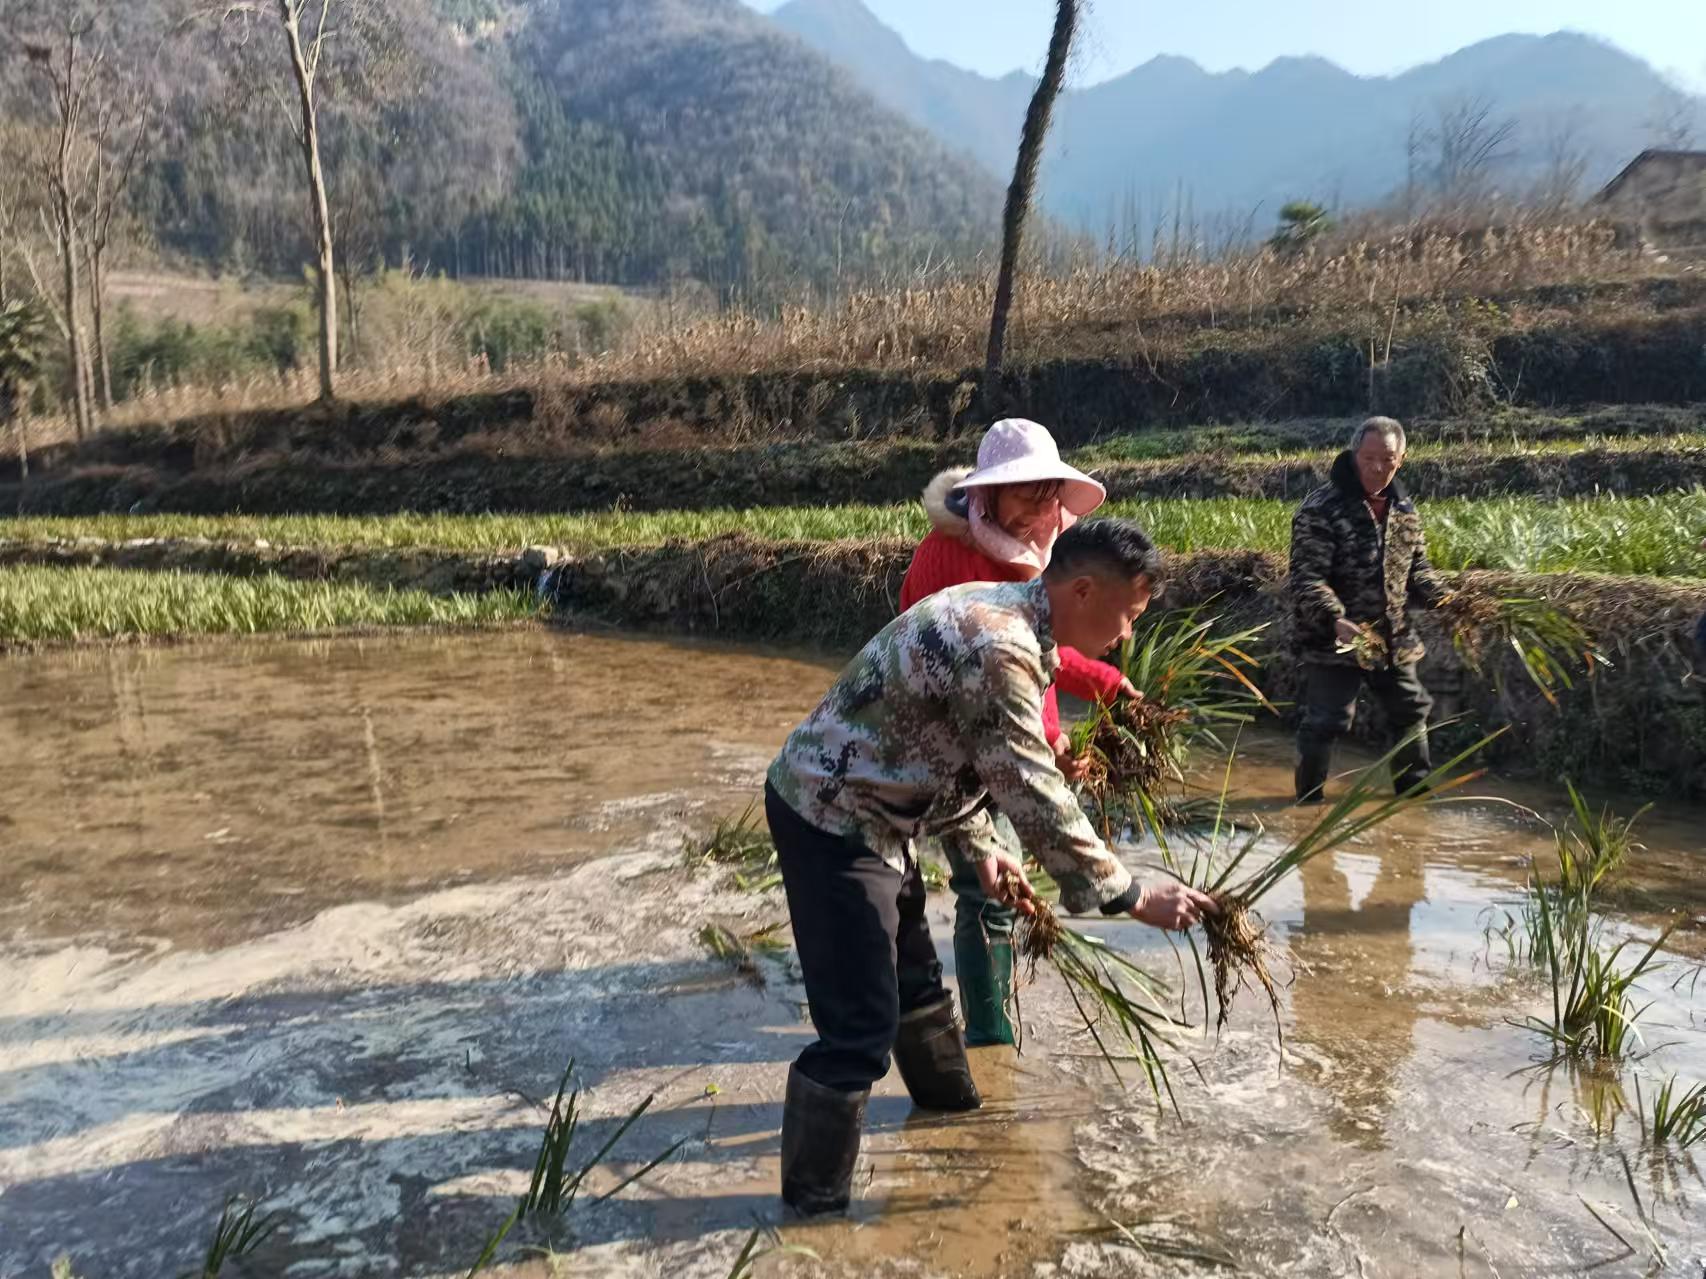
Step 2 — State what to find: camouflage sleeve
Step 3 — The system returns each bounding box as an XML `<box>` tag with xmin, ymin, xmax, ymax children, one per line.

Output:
<box><xmin>1289</xmin><ymin>502</ymin><xmax>1345</xmax><ymax>626</ymax></box>
<box><xmin>1407</xmin><ymin>529</ymin><xmax>1451</xmax><ymax>609</ymax></box>
<box><xmin>949</xmin><ymin>639</ymin><xmax>1134</xmax><ymax>915</ymax></box>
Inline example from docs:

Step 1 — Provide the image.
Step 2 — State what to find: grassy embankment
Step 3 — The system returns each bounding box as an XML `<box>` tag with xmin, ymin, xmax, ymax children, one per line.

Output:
<box><xmin>0</xmin><ymin>564</ymin><xmax>537</xmax><ymax>646</ymax></box>
<box><xmin>6</xmin><ymin>491</ymin><xmax>1704</xmax><ymax>580</ymax></box>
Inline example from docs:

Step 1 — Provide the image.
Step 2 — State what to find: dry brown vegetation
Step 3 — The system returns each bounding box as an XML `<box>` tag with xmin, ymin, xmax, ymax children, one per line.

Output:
<box><xmin>11</xmin><ymin>220</ymin><xmax>1685</xmax><ymax>455</ymax></box>
<box><xmin>596</xmin><ymin>222</ymin><xmax>1658</xmax><ymax>377</ymax></box>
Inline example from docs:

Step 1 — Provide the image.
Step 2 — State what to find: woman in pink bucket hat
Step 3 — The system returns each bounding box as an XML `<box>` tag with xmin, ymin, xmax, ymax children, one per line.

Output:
<box><xmin>900</xmin><ymin>417</ymin><xmax>1143</xmax><ymax>1046</ymax></box>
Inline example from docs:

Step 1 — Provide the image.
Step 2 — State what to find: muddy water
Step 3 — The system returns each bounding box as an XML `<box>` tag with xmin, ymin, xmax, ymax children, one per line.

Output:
<box><xmin>2</xmin><ymin>632</ymin><xmax>1704</xmax><ymax>1279</ymax></box>
<box><xmin>0</xmin><ymin>631</ymin><xmax>837</xmax><ymax>950</ymax></box>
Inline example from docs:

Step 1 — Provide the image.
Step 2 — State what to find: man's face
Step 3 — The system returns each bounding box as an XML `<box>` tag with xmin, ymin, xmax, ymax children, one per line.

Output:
<box><xmin>1057</xmin><ymin>571</ymin><xmax>1154</xmax><ymax>658</ymax></box>
<box><xmin>1355</xmin><ymin>431</ymin><xmax>1404</xmax><ymax>496</ymax></box>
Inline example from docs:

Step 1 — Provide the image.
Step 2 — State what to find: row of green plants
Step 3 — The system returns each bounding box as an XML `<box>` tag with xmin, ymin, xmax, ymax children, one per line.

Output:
<box><xmin>0</xmin><ymin>565</ymin><xmax>538</xmax><ymax>644</ymax></box>
<box><xmin>7</xmin><ymin>488</ymin><xmax>1706</xmax><ymax>576</ymax></box>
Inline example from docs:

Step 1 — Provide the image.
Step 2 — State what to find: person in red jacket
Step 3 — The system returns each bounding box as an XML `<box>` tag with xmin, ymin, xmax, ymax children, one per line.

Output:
<box><xmin>900</xmin><ymin>418</ymin><xmax>1139</xmax><ymax>1045</ymax></box>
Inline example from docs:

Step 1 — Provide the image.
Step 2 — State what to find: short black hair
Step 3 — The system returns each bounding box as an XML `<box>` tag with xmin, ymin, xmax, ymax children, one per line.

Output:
<box><xmin>1045</xmin><ymin>518</ymin><xmax>1166</xmax><ymax>588</ymax></box>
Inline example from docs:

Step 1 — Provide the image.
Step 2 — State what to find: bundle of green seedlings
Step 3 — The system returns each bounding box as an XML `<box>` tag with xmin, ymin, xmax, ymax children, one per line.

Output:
<box><xmin>1000</xmin><ymin>868</ymin><xmax>1188</xmax><ymax>1109</ymax></box>
<box><xmin>1436</xmin><ymin>588</ymin><xmax>1608</xmax><ymax>706</ymax></box>
<box><xmin>1071</xmin><ymin>606</ymin><xmax>1273</xmax><ymax>836</ymax></box>
<box><xmin>1161</xmin><ymin>729</ymin><xmax>1503</xmax><ymax>1040</ymax></box>
<box><xmin>467</xmin><ymin>1057</ymin><xmax>682</xmax><ymax>1276</ymax></box>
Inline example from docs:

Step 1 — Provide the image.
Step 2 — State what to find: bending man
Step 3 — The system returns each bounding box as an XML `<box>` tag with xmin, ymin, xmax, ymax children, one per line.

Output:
<box><xmin>764</xmin><ymin>518</ymin><xmax>1215</xmax><ymax>1215</ymax></box>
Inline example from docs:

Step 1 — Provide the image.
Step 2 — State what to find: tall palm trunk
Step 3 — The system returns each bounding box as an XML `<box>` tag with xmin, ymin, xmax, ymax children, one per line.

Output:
<box><xmin>983</xmin><ymin>0</ymin><xmax>1078</xmax><ymax>414</ymax></box>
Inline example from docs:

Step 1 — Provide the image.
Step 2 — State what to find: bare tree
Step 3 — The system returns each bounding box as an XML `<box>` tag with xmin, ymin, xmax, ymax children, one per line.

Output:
<box><xmin>212</xmin><ymin>0</ymin><xmax>356</xmax><ymax>404</ymax></box>
<box><xmin>1529</xmin><ymin>109</ymin><xmax>1591</xmax><ymax>215</ymax></box>
<box><xmin>82</xmin><ymin>62</ymin><xmax>156</xmax><ymax>412</ymax></box>
<box><xmin>1426</xmin><ymin>95</ymin><xmax>1519</xmax><ymax>210</ymax></box>
<box><xmin>13</xmin><ymin>19</ymin><xmax>99</xmax><ymax>437</ymax></box>
<box><xmin>1643</xmin><ymin>81</ymin><xmax>1698</xmax><ymax>151</ymax></box>
<box><xmin>984</xmin><ymin>0</ymin><xmax>1079</xmax><ymax>407</ymax></box>
<box><xmin>1402</xmin><ymin>111</ymin><xmax>1427</xmax><ymax>220</ymax></box>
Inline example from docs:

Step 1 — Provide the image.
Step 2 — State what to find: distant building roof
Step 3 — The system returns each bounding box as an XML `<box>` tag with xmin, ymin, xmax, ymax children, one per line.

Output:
<box><xmin>1596</xmin><ymin>149</ymin><xmax>1706</xmax><ymax>204</ymax></box>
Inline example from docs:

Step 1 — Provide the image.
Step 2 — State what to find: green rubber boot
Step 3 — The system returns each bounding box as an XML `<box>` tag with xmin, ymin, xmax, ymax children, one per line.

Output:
<box><xmin>949</xmin><ymin>853</ymin><xmax>1017</xmax><ymax>1047</ymax></box>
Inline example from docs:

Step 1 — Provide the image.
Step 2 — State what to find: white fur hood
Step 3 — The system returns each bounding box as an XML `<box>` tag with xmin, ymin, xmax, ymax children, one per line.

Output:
<box><xmin>921</xmin><ymin>467</ymin><xmax>973</xmax><ymax>538</ymax></box>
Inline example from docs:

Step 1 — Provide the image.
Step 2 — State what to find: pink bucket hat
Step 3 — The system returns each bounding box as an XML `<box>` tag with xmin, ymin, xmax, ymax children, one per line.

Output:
<box><xmin>952</xmin><ymin>418</ymin><xmax>1106</xmax><ymax>516</ymax></box>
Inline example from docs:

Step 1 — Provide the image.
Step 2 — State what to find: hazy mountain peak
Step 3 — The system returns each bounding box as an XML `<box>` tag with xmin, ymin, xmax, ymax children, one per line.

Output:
<box><xmin>769</xmin><ymin>4</ymin><xmax>1706</xmax><ymax>232</ymax></box>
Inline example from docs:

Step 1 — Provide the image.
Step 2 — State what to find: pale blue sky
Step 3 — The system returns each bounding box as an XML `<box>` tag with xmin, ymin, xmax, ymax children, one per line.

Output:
<box><xmin>749</xmin><ymin>0</ymin><xmax>1706</xmax><ymax>90</ymax></box>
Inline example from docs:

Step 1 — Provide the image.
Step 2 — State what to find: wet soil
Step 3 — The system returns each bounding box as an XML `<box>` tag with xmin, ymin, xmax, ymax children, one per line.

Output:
<box><xmin>2</xmin><ymin>631</ymin><xmax>1703</xmax><ymax>1278</ymax></box>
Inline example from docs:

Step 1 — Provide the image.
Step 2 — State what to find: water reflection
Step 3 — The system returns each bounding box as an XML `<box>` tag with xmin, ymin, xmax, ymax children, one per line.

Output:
<box><xmin>1286</xmin><ymin>843</ymin><xmax>1426</xmax><ymax>1150</ymax></box>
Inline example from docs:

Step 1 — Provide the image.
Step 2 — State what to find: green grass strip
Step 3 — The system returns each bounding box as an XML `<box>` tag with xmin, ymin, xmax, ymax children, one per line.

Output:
<box><xmin>0</xmin><ymin>565</ymin><xmax>538</xmax><ymax>644</ymax></box>
<box><xmin>4</xmin><ymin>490</ymin><xmax>1705</xmax><ymax>577</ymax></box>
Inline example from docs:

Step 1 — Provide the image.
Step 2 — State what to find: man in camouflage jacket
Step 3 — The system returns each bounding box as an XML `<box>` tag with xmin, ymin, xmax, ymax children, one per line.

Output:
<box><xmin>765</xmin><ymin>520</ymin><xmax>1214</xmax><ymax>1216</ymax></box>
<box><xmin>1289</xmin><ymin>416</ymin><xmax>1451</xmax><ymax>803</ymax></box>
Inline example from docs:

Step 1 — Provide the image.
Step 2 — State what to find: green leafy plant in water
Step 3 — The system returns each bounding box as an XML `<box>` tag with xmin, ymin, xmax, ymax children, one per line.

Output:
<box><xmin>467</xmin><ymin>1057</ymin><xmax>684</xmax><ymax>1276</ymax></box>
<box><xmin>1553</xmin><ymin>781</ymin><xmax>1646</xmax><ymax>900</ymax></box>
<box><xmin>725</xmin><ymin>1223</ymin><xmax>821</xmax><ymax>1277</ymax></box>
<box><xmin>1637</xmin><ymin>1074</ymin><xmax>1706</xmax><ymax>1151</ymax></box>
<box><xmin>683</xmin><ymin>802</ymin><xmax>780</xmax><ymax>892</ymax></box>
<box><xmin>178</xmin><ymin>1196</ymin><xmax>282</xmax><ymax>1279</ymax></box>
<box><xmin>1517</xmin><ymin>883</ymin><xmax>1671</xmax><ymax>1061</ymax></box>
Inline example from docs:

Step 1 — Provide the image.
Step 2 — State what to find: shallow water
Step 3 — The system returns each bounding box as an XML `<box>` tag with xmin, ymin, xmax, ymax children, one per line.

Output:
<box><xmin>2</xmin><ymin>630</ymin><xmax>1703</xmax><ymax>1278</ymax></box>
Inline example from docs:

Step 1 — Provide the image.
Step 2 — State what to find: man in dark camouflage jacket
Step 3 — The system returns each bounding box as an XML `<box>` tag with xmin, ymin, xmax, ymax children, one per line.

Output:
<box><xmin>764</xmin><ymin>519</ymin><xmax>1215</xmax><ymax>1216</ymax></box>
<box><xmin>1289</xmin><ymin>416</ymin><xmax>1451</xmax><ymax>803</ymax></box>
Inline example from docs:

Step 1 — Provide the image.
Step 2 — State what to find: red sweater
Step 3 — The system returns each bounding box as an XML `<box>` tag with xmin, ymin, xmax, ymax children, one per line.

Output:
<box><xmin>899</xmin><ymin>528</ymin><xmax>1125</xmax><ymax>744</ymax></box>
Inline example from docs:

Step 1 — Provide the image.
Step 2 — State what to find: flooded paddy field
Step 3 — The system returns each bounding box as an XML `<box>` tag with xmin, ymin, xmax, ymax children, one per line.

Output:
<box><xmin>2</xmin><ymin>630</ymin><xmax>1703</xmax><ymax>1278</ymax></box>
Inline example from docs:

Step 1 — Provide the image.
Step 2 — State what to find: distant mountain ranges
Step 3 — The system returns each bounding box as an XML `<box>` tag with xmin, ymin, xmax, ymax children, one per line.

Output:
<box><xmin>769</xmin><ymin>0</ymin><xmax>1706</xmax><ymax>232</ymax></box>
<box><xmin>7</xmin><ymin>0</ymin><xmax>1703</xmax><ymax>294</ymax></box>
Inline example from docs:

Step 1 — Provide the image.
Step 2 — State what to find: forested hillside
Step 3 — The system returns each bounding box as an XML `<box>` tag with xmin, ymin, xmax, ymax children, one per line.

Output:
<box><xmin>1</xmin><ymin>0</ymin><xmax>1002</xmax><ymax>296</ymax></box>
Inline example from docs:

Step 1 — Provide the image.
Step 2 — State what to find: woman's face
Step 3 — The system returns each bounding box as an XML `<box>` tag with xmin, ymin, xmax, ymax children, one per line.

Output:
<box><xmin>991</xmin><ymin>481</ymin><xmax>1064</xmax><ymax>544</ymax></box>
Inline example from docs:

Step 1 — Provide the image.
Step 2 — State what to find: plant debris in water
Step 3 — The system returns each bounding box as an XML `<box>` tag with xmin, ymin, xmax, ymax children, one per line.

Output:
<box><xmin>698</xmin><ymin>919</ymin><xmax>788</xmax><ymax>984</ymax></box>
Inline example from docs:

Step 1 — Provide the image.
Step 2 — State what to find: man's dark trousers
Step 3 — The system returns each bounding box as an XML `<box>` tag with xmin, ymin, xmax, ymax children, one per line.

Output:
<box><xmin>1295</xmin><ymin>660</ymin><xmax>1434</xmax><ymax>800</ymax></box>
<box><xmin>765</xmin><ymin>782</ymin><xmax>947</xmax><ymax>1092</ymax></box>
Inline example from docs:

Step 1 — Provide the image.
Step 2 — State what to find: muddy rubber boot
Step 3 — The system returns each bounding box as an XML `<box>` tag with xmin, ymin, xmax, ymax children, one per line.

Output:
<box><xmin>892</xmin><ymin>993</ymin><xmax>982</xmax><ymax>1111</ymax></box>
<box><xmin>1294</xmin><ymin>745</ymin><xmax>1330</xmax><ymax>805</ymax></box>
<box><xmin>780</xmin><ymin>1063</ymin><xmax>867</xmax><ymax>1216</ymax></box>
<box><xmin>953</xmin><ymin>928</ymin><xmax>1015</xmax><ymax>1047</ymax></box>
<box><xmin>1392</xmin><ymin>769</ymin><xmax>1433</xmax><ymax>798</ymax></box>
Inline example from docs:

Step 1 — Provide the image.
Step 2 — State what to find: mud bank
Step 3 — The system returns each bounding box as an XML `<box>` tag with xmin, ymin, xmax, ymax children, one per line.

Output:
<box><xmin>4</xmin><ymin>533</ymin><xmax>1704</xmax><ymax>792</ymax></box>
<box><xmin>9</xmin><ymin>437</ymin><xmax>1706</xmax><ymax>518</ymax></box>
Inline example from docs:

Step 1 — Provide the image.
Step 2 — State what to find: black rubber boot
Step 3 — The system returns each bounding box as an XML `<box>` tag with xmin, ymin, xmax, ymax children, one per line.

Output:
<box><xmin>1295</xmin><ymin>747</ymin><xmax>1331</xmax><ymax>805</ymax></box>
<box><xmin>892</xmin><ymin>993</ymin><xmax>982</xmax><ymax>1111</ymax></box>
<box><xmin>780</xmin><ymin>1062</ymin><xmax>867</xmax><ymax>1216</ymax></box>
